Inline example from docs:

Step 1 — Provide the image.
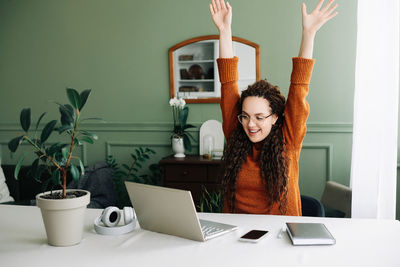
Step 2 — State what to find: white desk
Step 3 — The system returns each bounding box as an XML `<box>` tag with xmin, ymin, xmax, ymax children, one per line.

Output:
<box><xmin>0</xmin><ymin>205</ymin><xmax>399</xmax><ymax>267</ymax></box>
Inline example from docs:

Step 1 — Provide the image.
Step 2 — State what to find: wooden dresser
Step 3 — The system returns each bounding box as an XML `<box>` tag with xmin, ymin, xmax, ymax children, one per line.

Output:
<box><xmin>159</xmin><ymin>155</ymin><xmax>222</xmax><ymax>209</ymax></box>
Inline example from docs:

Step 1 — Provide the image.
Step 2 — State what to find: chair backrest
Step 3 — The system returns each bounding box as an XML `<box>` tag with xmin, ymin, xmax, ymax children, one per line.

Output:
<box><xmin>301</xmin><ymin>195</ymin><xmax>325</xmax><ymax>217</ymax></box>
<box><xmin>320</xmin><ymin>181</ymin><xmax>352</xmax><ymax>218</ymax></box>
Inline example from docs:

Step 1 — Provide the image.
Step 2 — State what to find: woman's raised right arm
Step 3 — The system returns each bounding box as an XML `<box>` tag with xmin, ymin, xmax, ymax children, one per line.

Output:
<box><xmin>209</xmin><ymin>0</ymin><xmax>233</xmax><ymax>58</ymax></box>
<box><xmin>210</xmin><ymin>0</ymin><xmax>240</xmax><ymax>138</ymax></box>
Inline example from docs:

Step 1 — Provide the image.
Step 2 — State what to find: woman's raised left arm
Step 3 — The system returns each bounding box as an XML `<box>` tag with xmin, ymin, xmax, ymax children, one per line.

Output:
<box><xmin>298</xmin><ymin>0</ymin><xmax>338</xmax><ymax>59</ymax></box>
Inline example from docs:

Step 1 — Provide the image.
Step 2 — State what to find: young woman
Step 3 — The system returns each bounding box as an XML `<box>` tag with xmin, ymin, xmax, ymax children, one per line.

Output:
<box><xmin>209</xmin><ymin>0</ymin><xmax>338</xmax><ymax>215</ymax></box>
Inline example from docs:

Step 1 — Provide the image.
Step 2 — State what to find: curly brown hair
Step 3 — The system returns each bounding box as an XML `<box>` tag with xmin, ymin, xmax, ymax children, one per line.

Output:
<box><xmin>221</xmin><ymin>79</ymin><xmax>289</xmax><ymax>214</ymax></box>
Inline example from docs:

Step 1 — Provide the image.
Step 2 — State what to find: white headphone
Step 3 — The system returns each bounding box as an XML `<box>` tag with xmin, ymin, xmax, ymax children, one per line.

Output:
<box><xmin>94</xmin><ymin>206</ymin><xmax>136</xmax><ymax>235</ymax></box>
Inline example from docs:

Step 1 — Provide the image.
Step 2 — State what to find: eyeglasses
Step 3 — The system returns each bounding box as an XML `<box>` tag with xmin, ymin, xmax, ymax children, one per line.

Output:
<box><xmin>237</xmin><ymin>113</ymin><xmax>274</xmax><ymax>125</ymax></box>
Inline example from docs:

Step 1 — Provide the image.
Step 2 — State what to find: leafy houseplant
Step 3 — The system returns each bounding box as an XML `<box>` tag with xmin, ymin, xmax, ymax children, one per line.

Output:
<box><xmin>8</xmin><ymin>88</ymin><xmax>99</xmax><ymax>246</ymax></box>
<box><xmin>106</xmin><ymin>147</ymin><xmax>161</xmax><ymax>208</ymax></box>
<box><xmin>8</xmin><ymin>88</ymin><xmax>97</xmax><ymax>198</ymax></box>
<box><xmin>169</xmin><ymin>97</ymin><xmax>195</xmax><ymax>151</ymax></box>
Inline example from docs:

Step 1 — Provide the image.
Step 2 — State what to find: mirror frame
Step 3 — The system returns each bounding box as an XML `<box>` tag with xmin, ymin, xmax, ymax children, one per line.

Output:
<box><xmin>168</xmin><ymin>35</ymin><xmax>260</xmax><ymax>103</ymax></box>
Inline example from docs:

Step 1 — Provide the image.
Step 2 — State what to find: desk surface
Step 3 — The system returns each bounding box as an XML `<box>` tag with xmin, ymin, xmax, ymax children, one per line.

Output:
<box><xmin>1</xmin><ymin>205</ymin><xmax>399</xmax><ymax>267</ymax></box>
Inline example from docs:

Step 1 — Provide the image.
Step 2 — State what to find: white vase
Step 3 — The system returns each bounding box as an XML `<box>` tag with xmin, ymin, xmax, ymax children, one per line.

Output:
<box><xmin>36</xmin><ymin>189</ymin><xmax>90</xmax><ymax>246</ymax></box>
<box><xmin>172</xmin><ymin>136</ymin><xmax>185</xmax><ymax>158</ymax></box>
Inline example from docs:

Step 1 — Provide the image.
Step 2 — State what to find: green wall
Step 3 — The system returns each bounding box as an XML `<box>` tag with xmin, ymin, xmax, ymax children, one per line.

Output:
<box><xmin>3</xmin><ymin>0</ymin><xmax>396</xmax><ymax>218</ymax></box>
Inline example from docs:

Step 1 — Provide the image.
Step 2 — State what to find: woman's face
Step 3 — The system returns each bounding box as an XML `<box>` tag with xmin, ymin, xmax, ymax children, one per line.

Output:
<box><xmin>240</xmin><ymin>96</ymin><xmax>278</xmax><ymax>143</ymax></box>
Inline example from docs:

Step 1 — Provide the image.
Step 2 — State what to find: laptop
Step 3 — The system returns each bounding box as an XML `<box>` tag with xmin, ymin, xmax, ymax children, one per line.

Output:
<box><xmin>125</xmin><ymin>181</ymin><xmax>238</xmax><ymax>242</ymax></box>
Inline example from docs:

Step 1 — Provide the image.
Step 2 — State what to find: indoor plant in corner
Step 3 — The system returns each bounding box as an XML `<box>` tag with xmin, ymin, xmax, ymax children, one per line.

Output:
<box><xmin>8</xmin><ymin>88</ymin><xmax>98</xmax><ymax>246</ymax></box>
<box><xmin>169</xmin><ymin>97</ymin><xmax>195</xmax><ymax>157</ymax></box>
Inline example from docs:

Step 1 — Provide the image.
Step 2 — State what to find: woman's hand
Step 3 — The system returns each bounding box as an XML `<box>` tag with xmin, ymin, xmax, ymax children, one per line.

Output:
<box><xmin>298</xmin><ymin>0</ymin><xmax>338</xmax><ymax>58</ymax></box>
<box><xmin>209</xmin><ymin>0</ymin><xmax>232</xmax><ymax>34</ymax></box>
<box><xmin>210</xmin><ymin>0</ymin><xmax>233</xmax><ymax>58</ymax></box>
<box><xmin>302</xmin><ymin>0</ymin><xmax>338</xmax><ymax>37</ymax></box>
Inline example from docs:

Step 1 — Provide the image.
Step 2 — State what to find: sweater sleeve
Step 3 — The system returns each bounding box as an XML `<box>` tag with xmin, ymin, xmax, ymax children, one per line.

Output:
<box><xmin>217</xmin><ymin>57</ymin><xmax>240</xmax><ymax>139</ymax></box>
<box><xmin>283</xmin><ymin>57</ymin><xmax>315</xmax><ymax>149</ymax></box>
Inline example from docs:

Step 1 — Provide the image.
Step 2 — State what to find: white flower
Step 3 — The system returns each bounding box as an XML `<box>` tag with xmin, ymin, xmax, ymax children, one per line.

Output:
<box><xmin>169</xmin><ymin>97</ymin><xmax>179</xmax><ymax>107</ymax></box>
<box><xmin>178</xmin><ymin>98</ymin><xmax>186</xmax><ymax>108</ymax></box>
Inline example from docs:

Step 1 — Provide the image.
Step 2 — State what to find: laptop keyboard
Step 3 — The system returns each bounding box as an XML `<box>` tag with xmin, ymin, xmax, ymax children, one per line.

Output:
<box><xmin>201</xmin><ymin>223</ymin><xmax>226</xmax><ymax>238</ymax></box>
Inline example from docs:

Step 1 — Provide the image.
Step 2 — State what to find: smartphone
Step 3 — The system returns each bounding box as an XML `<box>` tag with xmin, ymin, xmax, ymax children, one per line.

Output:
<box><xmin>239</xmin><ymin>230</ymin><xmax>269</xmax><ymax>243</ymax></box>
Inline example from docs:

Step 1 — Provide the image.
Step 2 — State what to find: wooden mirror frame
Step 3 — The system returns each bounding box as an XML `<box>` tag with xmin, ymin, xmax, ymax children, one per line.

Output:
<box><xmin>168</xmin><ymin>35</ymin><xmax>260</xmax><ymax>104</ymax></box>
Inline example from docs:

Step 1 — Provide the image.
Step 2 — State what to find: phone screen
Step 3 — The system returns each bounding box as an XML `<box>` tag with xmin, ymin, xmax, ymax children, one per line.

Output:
<box><xmin>240</xmin><ymin>230</ymin><xmax>269</xmax><ymax>240</ymax></box>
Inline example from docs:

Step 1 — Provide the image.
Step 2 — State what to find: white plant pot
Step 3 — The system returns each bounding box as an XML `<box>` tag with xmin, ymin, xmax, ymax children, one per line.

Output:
<box><xmin>172</xmin><ymin>136</ymin><xmax>185</xmax><ymax>158</ymax></box>
<box><xmin>36</xmin><ymin>189</ymin><xmax>90</xmax><ymax>247</ymax></box>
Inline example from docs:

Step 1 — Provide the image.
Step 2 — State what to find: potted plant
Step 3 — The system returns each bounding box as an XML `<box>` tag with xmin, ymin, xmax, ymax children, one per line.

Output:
<box><xmin>8</xmin><ymin>88</ymin><xmax>99</xmax><ymax>246</ymax></box>
<box><xmin>169</xmin><ymin>97</ymin><xmax>195</xmax><ymax>157</ymax></box>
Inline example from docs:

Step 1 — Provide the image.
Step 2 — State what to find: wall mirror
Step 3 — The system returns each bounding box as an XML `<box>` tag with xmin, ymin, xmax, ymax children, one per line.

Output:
<box><xmin>169</xmin><ymin>35</ymin><xmax>260</xmax><ymax>103</ymax></box>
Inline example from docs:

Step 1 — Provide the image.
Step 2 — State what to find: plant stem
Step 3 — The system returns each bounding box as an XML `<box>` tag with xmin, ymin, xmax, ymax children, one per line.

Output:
<box><xmin>24</xmin><ymin>136</ymin><xmax>63</xmax><ymax>171</ymax></box>
<box><xmin>63</xmin><ymin>114</ymin><xmax>79</xmax><ymax>198</ymax></box>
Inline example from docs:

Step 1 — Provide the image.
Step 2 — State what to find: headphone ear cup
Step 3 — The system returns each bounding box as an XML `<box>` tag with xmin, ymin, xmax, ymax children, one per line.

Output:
<box><xmin>123</xmin><ymin>207</ymin><xmax>134</xmax><ymax>224</ymax></box>
<box><xmin>101</xmin><ymin>206</ymin><xmax>121</xmax><ymax>227</ymax></box>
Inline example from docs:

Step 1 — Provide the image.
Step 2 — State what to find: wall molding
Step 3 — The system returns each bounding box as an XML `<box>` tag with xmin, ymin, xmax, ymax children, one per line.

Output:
<box><xmin>0</xmin><ymin>122</ymin><xmax>353</xmax><ymax>134</ymax></box>
<box><xmin>302</xmin><ymin>143</ymin><xmax>333</xmax><ymax>181</ymax></box>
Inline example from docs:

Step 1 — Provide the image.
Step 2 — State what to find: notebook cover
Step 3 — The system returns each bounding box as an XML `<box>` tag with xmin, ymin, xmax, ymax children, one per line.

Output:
<box><xmin>286</xmin><ymin>222</ymin><xmax>336</xmax><ymax>246</ymax></box>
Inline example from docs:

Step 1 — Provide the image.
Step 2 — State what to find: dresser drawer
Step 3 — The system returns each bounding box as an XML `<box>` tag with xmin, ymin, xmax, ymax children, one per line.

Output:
<box><xmin>207</xmin><ymin>165</ymin><xmax>222</xmax><ymax>183</ymax></box>
<box><xmin>164</xmin><ymin>164</ymin><xmax>207</xmax><ymax>182</ymax></box>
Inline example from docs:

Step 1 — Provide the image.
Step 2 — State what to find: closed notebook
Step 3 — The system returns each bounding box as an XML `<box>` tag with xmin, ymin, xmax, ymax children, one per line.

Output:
<box><xmin>286</xmin><ymin>222</ymin><xmax>336</xmax><ymax>246</ymax></box>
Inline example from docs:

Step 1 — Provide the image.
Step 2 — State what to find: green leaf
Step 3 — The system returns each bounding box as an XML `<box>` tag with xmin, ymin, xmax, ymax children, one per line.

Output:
<box><xmin>148</xmin><ymin>148</ymin><xmax>156</xmax><ymax>154</ymax></box>
<box><xmin>74</xmin><ymin>138</ymin><xmax>82</xmax><ymax>146</ymax></box>
<box><xmin>47</xmin><ymin>142</ymin><xmax>64</xmax><ymax>156</ymax></box>
<box><xmin>70</xmin><ymin>164</ymin><xmax>80</xmax><ymax>183</ymax></box>
<box><xmin>14</xmin><ymin>154</ymin><xmax>25</xmax><ymax>180</ymax></box>
<box><xmin>183</xmin><ymin>124</ymin><xmax>196</xmax><ymax>130</ymax></box>
<box><xmin>56</xmin><ymin>125</ymin><xmax>73</xmax><ymax>134</ymax></box>
<box><xmin>8</xmin><ymin>136</ymin><xmax>24</xmax><ymax>152</ymax></box>
<box><xmin>79</xmin><ymin>89</ymin><xmax>91</xmax><ymax>110</ymax></box>
<box><xmin>185</xmin><ymin>132</ymin><xmax>196</xmax><ymax>142</ymax></box>
<box><xmin>79</xmin><ymin>136</ymin><xmax>94</xmax><ymax>144</ymax></box>
<box><xmin>59</xmin><ymin>105</ymin><xmax>74</xmax><ymax>126</ymax></box>
<box><xmin>80</xmin><ymin>130</ymin><xmax>98</xmax><ymax>140</ymax></box>
<box><xmin>20</xmin><ymin>108</ymin><xmax>31</xmax><ymax>132</ymax></box>
<box><xmin>61</xmin><ymin>146</ymin><xmax>69</xmax><ymax>161</ymax></box>
<box><xmin>40</xmin><ymin>120</ymin><xmax>57</xmax><ymax>143</ymax></box>
<box><xmin>130</xmin><ymin>153</ymin><xmax>137</xmax><ymax>161</ymax></box>
<box><xmin>66</xmin><ymin>88</ymin><xmax>81</xmax><ymax>110</ymax></box>
<box><xmin>31</xmin><ymin>162</ymin><xmax>45</xmax><ymax>183</ymax></box>
<box><xmin>122</xmin><ymin>164</ymin><xmax>130</xmax><ymax>171</ymax></box>
<box><xmin>51</xmin><ymin>169</ymin><xmax>61</xmax><ymax>185</ymax></box>
<box><xmin>34</xmin><ymin>112</ymin><xmax>46</xmax><ymax>133</ymax></box>
<box><xmin>180</xmin><ymin>106</ymin><xmax>189</xmax><ymax>127</ymax></box>
<box><xmin>183</xmin><ymin>134</ymin><xmax>191</xmax><ymax>151</ymax></box>
<box><xmin>135</xmin><ymin>162</ymin><xmax>142</xmax><ymax>168</ymax></box>
<box><xmin>79</xmin><ymin>159</ymin><xmax>85</xmax><ymax>176</ymax></box>
<box><xmin>42</xmin><ymin>178</ymin><xmax>51</xmax><ymax>192</ymax></box>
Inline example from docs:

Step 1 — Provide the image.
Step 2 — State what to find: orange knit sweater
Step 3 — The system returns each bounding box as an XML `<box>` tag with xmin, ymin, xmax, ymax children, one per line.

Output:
<box><xmin>217</xmin><ymin>57</ymin><xmax>315</xmax><ymax>216</ymax></box>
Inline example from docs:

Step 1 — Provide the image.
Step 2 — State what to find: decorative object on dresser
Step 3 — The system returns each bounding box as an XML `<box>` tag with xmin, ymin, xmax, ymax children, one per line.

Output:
<box><xmin>8</xmin><ymin>88</ymin><xmax>99</xmax><ymax>246</ymax></box>
<box><xmin>199</xmin><ymin>120</ymin><xmax>224</xmax><ymax>159</ymax></box>
<box><xmin>169</xmin><ymin>97</ymin><xmax>195</xmax><ymax>157</ymax></box>
<box><xmin>159</xmin><ymin>155</ymin><xmax>222</xmax><ymax>209</ymax></box>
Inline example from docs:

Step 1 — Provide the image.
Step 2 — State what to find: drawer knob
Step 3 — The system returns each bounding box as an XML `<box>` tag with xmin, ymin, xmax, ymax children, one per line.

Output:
<box><xmin>182</xmin><ymin>171</ymin><xmax>188</xmax><ymax>176</ymax></box>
